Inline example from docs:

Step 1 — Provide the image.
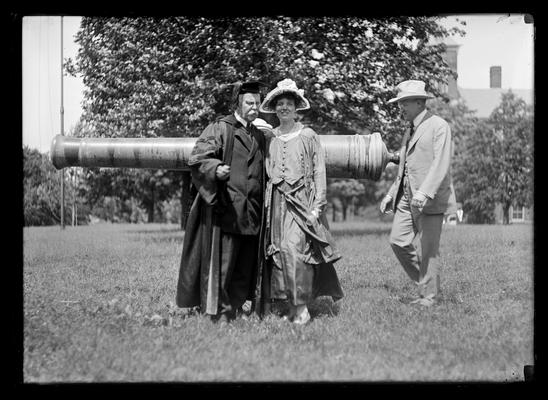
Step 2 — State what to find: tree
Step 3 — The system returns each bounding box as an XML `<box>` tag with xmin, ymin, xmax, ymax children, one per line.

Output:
<box><xmin>427</xmin><ymin>97</ymin><xmax>498</xmax><ymax>223</ymax></box>
<box><xmin>488</xmin><ymin>91</ymin><xmax>533</xmax><ymax>224</ymax></box>
<box><xmin>327</xmin><ymin>179</ymin><xmax>366</xmax><ymax>221</ymax></box>
<box><xmin>78</xmin><ymin>168</ymin><xmax>180</xmax><ymax>223</ymax></box>
<box><xmin>24</xmin><ymin>146</ymin><xmax>56</xmax><ymax>226</ymax></box>
<box><xmin>430</xmin><ymin>92</ymin><xmax>533</xmax><ymax>224</ymax></box>
<box><xmin>452</xmin><ymin>119</ymin><xmax>499</xmax><ymax>224</ymax></box>
<box><xmin>24</xmin><ymin>146</ymin><xmax>86</xmax><ymax>226</ymax></box>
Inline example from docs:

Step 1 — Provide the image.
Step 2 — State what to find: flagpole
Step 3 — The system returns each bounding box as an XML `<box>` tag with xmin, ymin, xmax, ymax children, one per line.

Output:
<box><xmin>60</xmin><ymin>16</ymin><xmax>65</xmax><ymax>229</ymax></box>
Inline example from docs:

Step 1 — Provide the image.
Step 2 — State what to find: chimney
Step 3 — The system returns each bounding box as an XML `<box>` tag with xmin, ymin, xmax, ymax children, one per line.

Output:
<box><xmin>490</xmin><ymin>66</ymin><xmax>502</xmax><ymax>88</ymax></box>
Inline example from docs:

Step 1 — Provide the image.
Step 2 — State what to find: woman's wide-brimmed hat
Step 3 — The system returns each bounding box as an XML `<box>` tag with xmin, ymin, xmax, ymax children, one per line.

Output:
<box><xmin>387</xmin><ymin>80</ymin><xmax>435</xmax><ymax>104</ymax></box>
<box><xmin>259</xmin><ymin>79</ymin><xmax>311</xmax><ymax>113</ymax></box>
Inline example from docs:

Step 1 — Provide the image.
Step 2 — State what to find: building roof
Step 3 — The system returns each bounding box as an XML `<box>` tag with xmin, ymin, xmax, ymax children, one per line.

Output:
<box><xmin>458</xmin><ymin>87</ymin><xmax>534</xmax><ymax>118</ymax></box>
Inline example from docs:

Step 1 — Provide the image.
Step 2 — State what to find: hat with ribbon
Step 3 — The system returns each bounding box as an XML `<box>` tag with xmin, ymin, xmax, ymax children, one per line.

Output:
<box><xmin>259</xmin><ymin>79</ymin><xmax>311</xmax><ymax>113</ymax></box>
<box><xmin>387</xmin><ymin>80</ymin><xmax>435</xmax><ymax>104</ymax></box>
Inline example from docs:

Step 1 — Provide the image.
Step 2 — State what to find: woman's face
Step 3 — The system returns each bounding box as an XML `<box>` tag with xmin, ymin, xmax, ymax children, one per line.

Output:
<box><xmin>275</xmin><ymin>96</ymin><xmax>297</xmax><ymax>122</ymax></box>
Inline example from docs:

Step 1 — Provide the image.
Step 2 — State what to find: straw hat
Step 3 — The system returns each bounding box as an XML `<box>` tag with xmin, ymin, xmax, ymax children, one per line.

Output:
<box><xmin>387</xmin><ymin>80</ymin><xmax>435</xmax><ymax>104</ymax></box>
<box><xmin>251</xmin><ymin>118</ymin><xmax>274</xmax><ymax>134</ymax></box>
<box><xmin>259</xmin><ymin>79</ymin><xmax>310</xmax><ymax>113</ymax></box>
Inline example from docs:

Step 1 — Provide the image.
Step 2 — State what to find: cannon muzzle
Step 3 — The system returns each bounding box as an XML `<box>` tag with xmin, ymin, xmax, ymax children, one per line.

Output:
<box><xmin>50</xmin><ymin>133</ymin><xmax>397</xmax><ymax>180</ymax></box>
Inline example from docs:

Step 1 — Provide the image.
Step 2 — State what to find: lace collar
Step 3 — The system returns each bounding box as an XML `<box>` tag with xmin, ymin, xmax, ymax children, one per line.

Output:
<box><xmin>274</xmin><ymin>123</ymin><xmax>303</xmax><ymax>142</ymax></box>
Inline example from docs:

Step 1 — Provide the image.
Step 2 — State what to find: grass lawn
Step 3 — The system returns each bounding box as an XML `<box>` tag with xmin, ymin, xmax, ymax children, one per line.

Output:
<box><xmin>22</xmin><ymin>221</ymin><xmax>534</xmax><ymax>382</ymax></box>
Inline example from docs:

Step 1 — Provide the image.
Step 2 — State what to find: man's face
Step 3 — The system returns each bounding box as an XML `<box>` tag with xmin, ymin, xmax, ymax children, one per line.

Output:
<box><xmin>398</xmin><ymin>98</ymin><xmax>424</xmax><ymax>122</ymax></box>
<box><xmin>237</xmin><ymin>93</ymin><xmax>261</xmax><ymax>122</ymax></box>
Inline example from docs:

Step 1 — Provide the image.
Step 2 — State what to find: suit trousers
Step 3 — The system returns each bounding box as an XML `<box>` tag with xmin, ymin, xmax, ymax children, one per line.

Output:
<box><xmin>389</xmin><ymin>180</ymin><xmax>443</xmax><ymax>299</ymax></box>
<box><xmin>218</xmin><ymin>232</ymin><xmax>259</xmax><ymax>316</ymax></box>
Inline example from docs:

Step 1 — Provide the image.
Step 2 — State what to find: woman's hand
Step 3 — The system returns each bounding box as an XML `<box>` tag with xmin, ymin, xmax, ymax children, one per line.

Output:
<box><xmin>306</xmin><ymin>209</ymin><xmax>319</xmax><ymax>226</ymax></box>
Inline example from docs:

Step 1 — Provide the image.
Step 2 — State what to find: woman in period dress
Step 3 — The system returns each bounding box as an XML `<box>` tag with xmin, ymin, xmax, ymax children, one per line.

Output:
<box><xmin>259</xmin><ymin>79</ymin><xmax>344</xmax><ymax>325</ymax></box>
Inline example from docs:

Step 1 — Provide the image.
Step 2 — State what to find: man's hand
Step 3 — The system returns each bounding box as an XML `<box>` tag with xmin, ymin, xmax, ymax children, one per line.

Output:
<box><xmin>411</xmin><ymin>191</ymin><xmax>428</xmax><ymax>211</ymax></box>
<box><xmin>380</xmin><ymin>195</ymin><xmax>393</xmax><ymax>214</ymax></box>
<box><xmin>215</xmin><ymin>164</ymin><xmax>230</xmax><ymax>181</ymax></box>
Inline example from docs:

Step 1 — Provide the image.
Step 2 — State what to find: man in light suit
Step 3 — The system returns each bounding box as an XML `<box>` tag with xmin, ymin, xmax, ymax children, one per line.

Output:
<box><xmin>380</xmin><ymin>80</ymin><xmax>456</xmax><ymax>307</ymax></box>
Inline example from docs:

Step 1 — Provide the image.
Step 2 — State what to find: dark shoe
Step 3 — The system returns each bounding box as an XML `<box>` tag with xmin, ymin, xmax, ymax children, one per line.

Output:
<box><xmin>236</xmin><ymin>307</ymin><xmax>249</xmax><ymax>320</ymax></box>
<box><xmin>211</xmin><ymin>313</ymin><xmax>232</xmax><ymax>324</ymax></box>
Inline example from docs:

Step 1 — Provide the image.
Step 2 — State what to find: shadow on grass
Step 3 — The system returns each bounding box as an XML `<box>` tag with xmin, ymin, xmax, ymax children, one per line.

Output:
<box><xmin>268</xmin><ymin>297</ymin><xmax>340</xmax><ymax>320</ymax></box>
<box><xmin>309</xmin><ymin>297</ymin><xmax>340</xmax><ymax>319</ymax></box>
<box><xmin>126</xmin><ymin>227</ymin><xmax>183</xmax><ymax>235</ymax></box>
<box><xmin>125</xmin><ymin>225</ymin><xmax>391</xmax><ymax>240</ymax></box>
<box><xmin>331</xmin><ymin>226</ymin><xmax>391</xmax><ymax>238</ymax></box>
<box><xmin>125</xmin><ymin>228</ymin><xmax>184</xmax><ymax>244</ymax></box>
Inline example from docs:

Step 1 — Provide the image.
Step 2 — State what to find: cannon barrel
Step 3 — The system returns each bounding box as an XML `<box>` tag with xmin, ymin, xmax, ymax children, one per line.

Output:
<box><xmin>50</xmin><ymin>133</ymin><xmax>398</xmax><ymax>180</ymax></box>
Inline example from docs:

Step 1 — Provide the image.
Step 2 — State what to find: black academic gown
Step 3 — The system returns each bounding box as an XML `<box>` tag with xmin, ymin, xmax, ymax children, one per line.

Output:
<box><xmin>175</xmin><ymin>114</ymin><xmax>273</xmax><ymax>316</ymax></box>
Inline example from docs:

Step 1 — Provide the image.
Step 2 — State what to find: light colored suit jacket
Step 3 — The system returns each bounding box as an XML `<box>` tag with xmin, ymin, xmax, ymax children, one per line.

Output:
<box><xmin>388</xmin><ymin>111</ymin><xmax>457</xmax><ymax>215</ymax></box>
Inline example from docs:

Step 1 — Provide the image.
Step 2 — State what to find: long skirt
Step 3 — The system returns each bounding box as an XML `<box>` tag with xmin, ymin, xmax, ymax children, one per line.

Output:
<box><xmin>268</xmin><ymin>181</ymin><xmax>344</xmax><ymax>306</ymax></box>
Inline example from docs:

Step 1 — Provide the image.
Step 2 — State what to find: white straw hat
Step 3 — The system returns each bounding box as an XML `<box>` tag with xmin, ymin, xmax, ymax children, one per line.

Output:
<box><xmin>259</xmin><ymin>79</ymin><xmax>311</xmax><ymax>113</ymax></box>
<box><xmin>251</xmin><ymin>118</ymin><xmax>273</xmax><ymax>134</ymax></box>
<box><xmin>387</xmin><ymin>80</ymin><xmax>435</xmax><ymax>104</ymax></box>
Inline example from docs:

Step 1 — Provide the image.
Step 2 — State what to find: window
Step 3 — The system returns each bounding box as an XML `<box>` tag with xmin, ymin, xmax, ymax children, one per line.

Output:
<box><xmin>512</xmin><ymin>206</ymin><xmax>525</xmax><ymax>222</ymax></box>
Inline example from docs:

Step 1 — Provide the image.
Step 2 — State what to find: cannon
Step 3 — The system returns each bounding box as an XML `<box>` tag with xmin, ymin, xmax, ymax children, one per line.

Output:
<box><xmin>50</xmin><ymin>132</ymin><xmax>398</xmax><ymax>180</ymax></box>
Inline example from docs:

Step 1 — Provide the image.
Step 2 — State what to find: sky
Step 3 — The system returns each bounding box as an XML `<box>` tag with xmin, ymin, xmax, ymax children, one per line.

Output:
<box><xmin>22</xmin><ymin>14</ymin><xmax>535</xmax><ymax>154</ymax></box>
<box><xmin>439</xmin><ymin>14</ymin><xmax>534</xmax><ymax>89</ymax></box>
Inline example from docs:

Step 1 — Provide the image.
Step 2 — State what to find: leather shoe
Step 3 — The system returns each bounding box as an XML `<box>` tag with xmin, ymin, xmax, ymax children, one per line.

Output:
<box><xmin>211</xmin><ymin>313</ymin><xmax>232</xmax><ymax>324</ymax></box>
<box><xmin>292</xmin><ymin>308</ymin><xmax>311</xmax><ymax>325</ymax></box>
<box><xmin>410</xmin><ymin>297</ymin><xmax>436</xmax><ymax>307</ymax></box>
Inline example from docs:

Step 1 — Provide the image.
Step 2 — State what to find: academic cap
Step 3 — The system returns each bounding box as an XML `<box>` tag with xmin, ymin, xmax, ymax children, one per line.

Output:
<box><xmin>231</xmin><ymin>80</ymin><xmax>267</xmax><ymax>102</ymax></box>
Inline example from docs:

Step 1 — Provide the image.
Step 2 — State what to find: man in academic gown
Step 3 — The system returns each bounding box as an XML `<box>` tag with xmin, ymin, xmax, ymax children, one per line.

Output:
<box><xmin>176</xmin><ymin>81</ymin><xmax>273</xmax><ymax>321</ymax></box>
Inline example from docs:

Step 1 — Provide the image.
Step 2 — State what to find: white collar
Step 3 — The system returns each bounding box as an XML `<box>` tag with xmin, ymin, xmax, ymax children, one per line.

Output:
<box><xmin>234</xmin><ymin>112</ymin><xmax>249</xmax><ymax>128</ymax></box>
<box><xmin>275</xmin><ymin>129</ymin><xmax>301</xmax><ymax>142</ymax></box>
<box><xmin>274</xmin><ymin>122</ymin><xmax>303</xmax><ymax>141</ymax></box>
<box><xmin>412</xmin><ymin>109</ymin><xmax>428</xmax><ymax>128</ymax></box>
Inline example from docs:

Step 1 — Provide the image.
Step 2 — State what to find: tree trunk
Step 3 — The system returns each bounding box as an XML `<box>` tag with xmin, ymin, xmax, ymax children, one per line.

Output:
<box><xmin>180</xmin><ymin>172</ymin><xmax>192</xmax><ymax>230</ymax></box>
<box><xmin>72</xmin><ymin>202</ymin><xmax>76</xmax><ymax>226</ymax></box>
<box><xmin>331</xmin><ymin>202</ymin><xmax>337</xmax><ymax>222</ymax></box>
<box><xmin>147</xmin><ymin>203</ymin><xmax>154</xmax><ymax>223</ymax></box>
<box><xmin>342</xmin><ymin>200</ymin><xmax>348</xmax><ymax>221</ymax></box>
<box><xmin>502</xmin><ymin>202</ymin><xmax>511</xmax><ymax>225</ymax></box>
<box><xmin>147</xmin><ymin>186</ymin><xmax>155</xmax><ymax>223</ymax></box>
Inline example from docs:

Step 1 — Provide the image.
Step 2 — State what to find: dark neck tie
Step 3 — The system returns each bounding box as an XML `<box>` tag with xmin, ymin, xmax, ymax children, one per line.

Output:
<box><xmin>241</xmin><ymin>122</ymin><xmax>252</xmax><ymax>148</ymax></box>
<box><xmin>406</xmin><ymin>122</ymin><xmax>415</xmax><ymax>146</ymax></box>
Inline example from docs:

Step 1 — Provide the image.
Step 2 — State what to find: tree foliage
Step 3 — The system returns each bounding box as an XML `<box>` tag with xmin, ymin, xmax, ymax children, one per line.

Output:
<box><xmin>79</xmin><ymin>168</ymin><xmax>180</xmax><ymax>223</ymax></box>
<box><xmin>327</xmin><ymin>179</ymin><xmax>366</xmax><ymax>221</ymax></box>
<box><xmin>67</xmin><ymin>16</ymin><xmax>461</xmax><ymax>140</ymax></box>
<box><xmin>452</xmin><ymin>118</ymin><xmax>499</xmax><ymax>224</ymax></box>
<box><xmin>488</xmin><ymin>91</ymin><xmax>534</xmax><ymax>224</ymax></box>
<box><xmin>24</xmin><ymin>146</ymin><xmax>73</xmax><ymax>226</ymax></box>
<box><xmin>440</xmin><ymin>92</ymin><xmax>533</xmax><ymax>224</ymax></box>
